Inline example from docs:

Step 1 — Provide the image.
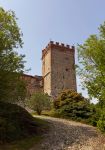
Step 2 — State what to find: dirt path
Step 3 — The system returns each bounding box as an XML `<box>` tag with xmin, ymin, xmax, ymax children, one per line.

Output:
<box><xmin>30</xmin><ymin>116</ymin><xmax>105</xmax><ymax>150</ymax></box>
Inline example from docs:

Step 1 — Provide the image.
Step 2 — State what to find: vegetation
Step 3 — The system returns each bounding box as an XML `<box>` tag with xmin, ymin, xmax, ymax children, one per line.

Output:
<box><xmin>97</xmin><ymin>109</ymin><xmax>105</xmax><ymax>132</ymax></box>
<box><xmin>52</xmin><ymin>90</ymin><xmax>94</xmax><ymax>124</ymax></box>
<box><xmin>0</xmin><ymin>6</ymin><xmax>105</xmax><ymax>147</ymax></box>
<box><xmin>77</xmin><ymin>22</ymin><xmax>105</xmax><ymax>132</ymax></box>
<box><xmin>28</xmin><ymin>92</ymin><xmax>51</xmax><ymax>115</ymax></box>
<box><xmin>0</xmin><ymin>136</ymin><xmax>42</xmax><ymax>150</ymax></box>
<box><xmin>0</xmin><ymin>7</ymin><xmax>26</xmax><ymax>103</ymax></box>
<box><xmin>0</xmin><ymin>101</ymin><xmax>48</xmax><ymax>144</ymax></box>
<box><xmin>0</xmin><ymin>7</ymin><xmax>46</xmax><ymax>146</ymax></box>
<box><xmin>77</xmin><ymin>22</ymin><xmax>105</xmax><ymax>108</ymax></box>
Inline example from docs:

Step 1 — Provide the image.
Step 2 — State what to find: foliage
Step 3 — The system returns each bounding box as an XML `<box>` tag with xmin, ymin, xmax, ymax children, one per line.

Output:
<box><xmin>15</xmin><ymin>79</ymin><xmax>27</xmax><ymax>106</ymax></box>
<box><xmin>0</xmin><ymin>136</ymin><xmax>42</xmax><ymax>150</ymax></box>
<box><xmin>53</xmin><ymin>90</ymin><xmax>93</xmax><ymax>123</ymax></box>
<box><xmin>0</xmin><ymin>101</ymin><xmax>49</xmax><ymax>144</ymax></box>
<box><xmin>86</xmin><ymin>103</ymin><xmax>101</xmax><ymax>126</ymax></box>
<box><xmin>77</xmin><ymin>22</ymin><xmax>105</xmax><ymax>107</ymax></box>
<box><xmin>28</xmin><ymin>92</ymin><xmax>51</xmax><ymax>115</ymax></box>
<box><xmin>0</xmin><ymin>7</ymin><xmax>26</xmax><ymax>102</ymax></box>
<box><xmin>0</xmin><ymin>101</ymin><xmax>38</xmax><ymax>143</ymax></box>
<box><xmin>97</xmin><ymin>109</ymin><xmax>105</xmax><ymax>132</ymax></box>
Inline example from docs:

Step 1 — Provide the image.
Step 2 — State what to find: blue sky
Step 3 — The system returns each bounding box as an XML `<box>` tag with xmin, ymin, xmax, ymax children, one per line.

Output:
<box><xmin>0</xmin><ymin>0</ymin><xmax>105</xmax><ymax>99</ymax></box>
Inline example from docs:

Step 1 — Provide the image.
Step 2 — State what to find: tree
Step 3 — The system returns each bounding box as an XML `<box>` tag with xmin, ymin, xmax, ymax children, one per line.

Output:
<box><xmin>78</xmin><ymin>22</ymin><xmax>105</xmax><ymax>108</ymax></box>
<box><xmin>0</xmin><ymin>7</ymin><xmax>26</xmax><ymax>102</ymax></box>
<box><xmin>28</xmin><ymin>92</ymin><xmax>51</xmax><ymax>115</ymax></box>
<box><xmin>54</xmin><ymin>90</ymin><xmax>92</xmax><ymax>121</ymax></box>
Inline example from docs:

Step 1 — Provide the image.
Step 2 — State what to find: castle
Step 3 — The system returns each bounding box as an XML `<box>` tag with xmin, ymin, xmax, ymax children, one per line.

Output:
<box><xmin>23</xmin><ymin>41</ymin><xmax>77</xmax><ymax>98</ymax></box>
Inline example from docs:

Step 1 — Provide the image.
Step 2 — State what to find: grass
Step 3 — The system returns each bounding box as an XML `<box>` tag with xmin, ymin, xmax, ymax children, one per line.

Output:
<box><xmin>0</xmin><ymin>117</ymin><xmax>49</xmax><ymax>150</ymax></box>
<box><xmin>32</xmin><ymin>110</ymin><xmax>55</xmax><ymax>117</ymax></box>
<box><xmin>0</xmin><ymin>101</ymin><xmax>49</xmax><ymax>148</ymax></box>
<box><xmin>0</xmin><ymin>136</ymin><xmax>41</xmax><ymax>150</ymax></box>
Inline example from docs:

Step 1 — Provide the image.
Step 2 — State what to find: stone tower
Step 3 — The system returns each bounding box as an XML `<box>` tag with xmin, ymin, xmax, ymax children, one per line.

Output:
<box><xmin>42</xmin><ymin>41</ymin><xmax>77</xmax><ymax>98</ymax></box>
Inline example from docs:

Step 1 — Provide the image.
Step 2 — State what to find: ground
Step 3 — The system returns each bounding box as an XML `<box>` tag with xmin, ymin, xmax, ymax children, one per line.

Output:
<box><xmin>0</xmin><ymin>115</ymin><xmax>105</xmax><ymax>150</ymax></box>
<box><xmin>30</xmin><ymin>116</ymin><xmax>105</xmax><ymax>150</ymax></box>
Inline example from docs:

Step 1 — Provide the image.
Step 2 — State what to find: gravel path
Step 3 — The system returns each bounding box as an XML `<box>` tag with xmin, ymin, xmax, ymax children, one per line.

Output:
<box><xmin>30</xmin><ymin>116</ymin><xmax>105</xmax><ymax>150</ymax></box>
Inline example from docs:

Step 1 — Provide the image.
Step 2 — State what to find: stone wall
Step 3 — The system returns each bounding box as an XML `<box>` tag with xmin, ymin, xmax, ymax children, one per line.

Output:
<box><xmin>22</xmin><ymin>74</ymin><xmax>43</xmax><ymax>96</ymax></box>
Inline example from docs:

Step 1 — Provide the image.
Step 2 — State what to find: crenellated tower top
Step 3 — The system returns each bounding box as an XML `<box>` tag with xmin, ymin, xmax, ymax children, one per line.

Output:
<box><xmin>42</xmin><ymin>41</ymin><xmax>75</xmax><ymax>59</ymax></box>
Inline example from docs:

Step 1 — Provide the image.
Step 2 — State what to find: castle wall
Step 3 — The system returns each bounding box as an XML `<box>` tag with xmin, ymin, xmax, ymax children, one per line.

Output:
<box><xmin>22</xmin><ymin>74</ymin><xmax>43</xmax><ymax>96</ymax></box>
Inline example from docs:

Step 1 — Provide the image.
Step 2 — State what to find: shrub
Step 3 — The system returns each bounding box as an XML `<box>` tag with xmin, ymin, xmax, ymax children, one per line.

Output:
<box><xmin>53</xmin><ymin>90</ymin><xmax>93</xmax><ymax>123</ymax></box>
<box><xmin>97</xmin><ymin>110</ymin><xmax>105</xmax><ymax>132</ymax></box>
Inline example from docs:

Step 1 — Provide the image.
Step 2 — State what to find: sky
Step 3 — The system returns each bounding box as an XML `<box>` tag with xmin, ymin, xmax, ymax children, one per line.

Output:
<box><xmin>0</xmin><ymin>0</ymin><xmax>105</xmax><ymax>99</ymax></box>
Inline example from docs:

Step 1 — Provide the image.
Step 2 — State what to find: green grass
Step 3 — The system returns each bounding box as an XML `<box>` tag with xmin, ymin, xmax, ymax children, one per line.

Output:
<box><xmin>31</xmin><ymin>110</ymin><xmax>55</xmax><ymax>117</ymax></box>
<box><xmin>0</xmin><ymin>117</ymin><xmax>49</xmax><ymax>150</ymax></box>
<box><xmin>0</xmin><ymin>101</ymin><xmax>49</xmax><ymax>150</ymax></box>
<box><xmin>0</xmin><ymin>136</ymin><xmax>41</xmax><ymax>150</ymax></box>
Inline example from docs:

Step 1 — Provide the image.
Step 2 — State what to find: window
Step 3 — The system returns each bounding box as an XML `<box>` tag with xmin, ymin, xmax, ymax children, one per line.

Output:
<box><xmin>66</xmin><ymin>68</ymin><xmax>69</xmax><ymax>71</ymax></box>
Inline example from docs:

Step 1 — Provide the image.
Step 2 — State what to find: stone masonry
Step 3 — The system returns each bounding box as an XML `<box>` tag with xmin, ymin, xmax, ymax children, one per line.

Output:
<box><xmin>21</xmin><ymin>74</ymin><xmax>43</xmax><ymax>96</ymax></box>
<box><xmin>42</xmin><ymin>41</ymin><xmax>77</xmax><ymax>98</ymax></box>
<box><xmin>23</xmin><ymin>41</ymin><xmax>77</xmax><ymax>98</ymax></box>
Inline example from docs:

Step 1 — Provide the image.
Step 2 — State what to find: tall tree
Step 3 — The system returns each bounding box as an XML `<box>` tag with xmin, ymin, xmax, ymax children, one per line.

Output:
<box><xmin>0</xmin><ymin>7</ymin><xmax>26</xmax><ymax>102</ymax></box>
<box><xmin>78</xmin><ymin>22</ymin><xmax>105</xmax><ymax>107</ymax></box>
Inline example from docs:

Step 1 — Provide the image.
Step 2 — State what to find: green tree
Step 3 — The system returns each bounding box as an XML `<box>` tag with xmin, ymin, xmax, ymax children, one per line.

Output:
<box><xmin>54</xmin><ymin>90</ymin><xmax>92</xmax><ymax>122</ymax></box>
<box><xmin>78</xmin><ymin>22</ymin><xmax>105</xmax><ymax>108</ymax></box>
<box><xmin>28</xmin><ymin>92</ymin><xmax>51</xmax><ymax>115</ymax></box>
<box><xmin>0</xmin><ymin>7</ymin><xmax>25</xmax><ymax>102</ymax></box>
<box><xmin>97</xmin><ymin>109</ymin><xmax>105</xmax><ymax>132</ymax></box>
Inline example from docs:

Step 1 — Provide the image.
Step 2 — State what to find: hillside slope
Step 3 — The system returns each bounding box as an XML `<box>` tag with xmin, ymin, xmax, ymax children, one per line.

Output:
<box><xmin>0</xmin><ymin>102</ymin><xmax>47</xmax><ymax>143</ymax></box>
<box><xmin>31</xmin><ymin>116</ymin><xmax>105</xmax><ymax>150</ymax></box>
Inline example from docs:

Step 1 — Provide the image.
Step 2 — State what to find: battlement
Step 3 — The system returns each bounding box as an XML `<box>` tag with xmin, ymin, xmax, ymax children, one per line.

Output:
<box><xmin>42</xmin><ymin>41</ymin><xmax>75</xmax><ymax>59</ymax></box>
<box><xmin>48</xmin><ymin>41</ymin><xmax>75</xmax><ymax>49</ymax></box>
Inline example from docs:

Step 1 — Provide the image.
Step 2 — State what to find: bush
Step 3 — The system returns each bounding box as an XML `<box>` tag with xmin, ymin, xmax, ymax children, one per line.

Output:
<box><xmin>87</xmin><ymin>104</ymin><xmax>101</xmax><ymax>126</ymax></box>
<box><xmin>97</xmin><ymin>110</ymin><xmax>105</xmax><ymax>132</ymax></box>
<box><xmin>53</xmin><ymin>90</ymin><xmax>94</xmax><ymax>123</ymax></box>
